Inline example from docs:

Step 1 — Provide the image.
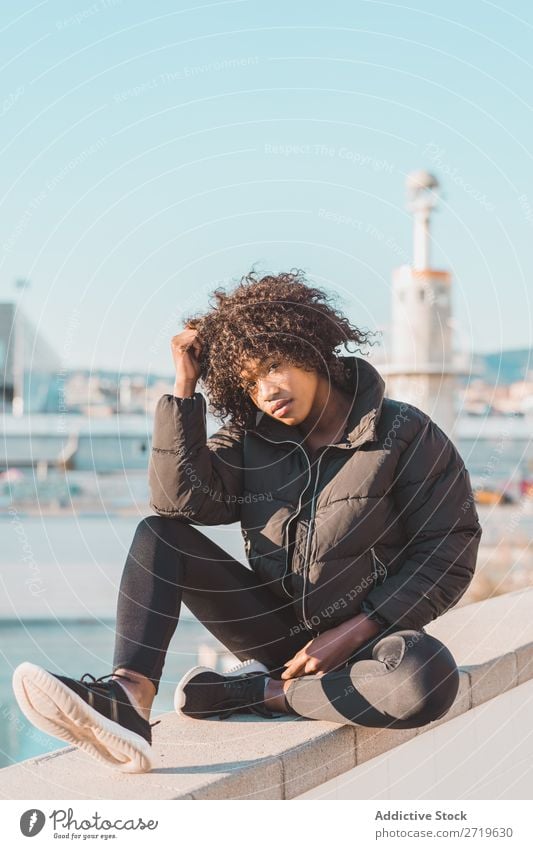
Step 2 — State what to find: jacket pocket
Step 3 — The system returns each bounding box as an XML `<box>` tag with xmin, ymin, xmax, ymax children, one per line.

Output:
<box><xmin>300</xmin><ymin>549</ymin><xmax>378</xmax><ymax>631</ymax></box>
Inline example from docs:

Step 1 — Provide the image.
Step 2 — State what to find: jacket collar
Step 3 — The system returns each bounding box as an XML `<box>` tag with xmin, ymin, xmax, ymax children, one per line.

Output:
<box><xmin>249</xmin><ymin>355</ymin><xmax>386</xmax><ymax>450</ymax></box>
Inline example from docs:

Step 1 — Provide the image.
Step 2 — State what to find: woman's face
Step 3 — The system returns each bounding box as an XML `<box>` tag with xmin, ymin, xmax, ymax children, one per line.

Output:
<box><xmin>239</xmin><ymin>354</ymin><xmax>320</xmax><ymax>425</ymax></box>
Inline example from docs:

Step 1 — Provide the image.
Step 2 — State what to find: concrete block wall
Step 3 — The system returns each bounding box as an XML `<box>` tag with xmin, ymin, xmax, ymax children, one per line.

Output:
<box><xmin>1</xmin><ymin>589</ymin><xmax>532</xmax><ymax>800</ymax></box>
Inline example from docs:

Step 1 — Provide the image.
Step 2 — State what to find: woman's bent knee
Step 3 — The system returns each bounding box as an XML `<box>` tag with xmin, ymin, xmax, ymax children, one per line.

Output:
<box><xmin>375</xmin><ymin>630</ymin><xmax>460</xmax><ymax>725</ymax></box>
<box><xmin>135</xmin><ymin>513</ymin><xmax>197</xmax><ymax>538</ymax></box>
<box><xmin>407</xmin><ymin>638</ymin><xmax>460</xmax><ymax>725</ymax></box>
<box><xmin>130</xmin><ymin>515</ymin><xmax>196</xmax><ymax>575</ymax></box>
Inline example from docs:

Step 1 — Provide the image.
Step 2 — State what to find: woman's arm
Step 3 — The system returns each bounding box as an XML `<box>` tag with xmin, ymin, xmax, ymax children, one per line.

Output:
<box><xmin>148</xmin><ymin>324</ymin><xmax>245</xmax><ymax>524</ymax></box>
<box><xmin>148</xmin><ymin>391</ymin><xmax>245</xmax><ymax>525</ymax></box>
<box><xmin>360</xmin><ymin>413</ymin><xmax>483</xmax><ymax>632</ymax></box>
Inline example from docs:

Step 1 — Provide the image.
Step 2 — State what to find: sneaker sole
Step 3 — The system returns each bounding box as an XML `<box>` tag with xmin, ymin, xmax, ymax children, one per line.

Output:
<box><xmin>174</xmin><ymin>660</ymin><xmax>269</xmax><ymax>717</ymax></box>
<box><xmin>12</xmin><ymin>662</ymin><xmax>153</xmax><ymax>773</ymax></box>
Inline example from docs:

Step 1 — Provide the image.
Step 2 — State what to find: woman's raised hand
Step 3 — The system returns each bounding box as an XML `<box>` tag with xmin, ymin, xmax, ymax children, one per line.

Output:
<box><xmin>171</xmin><ymin>324</ymin><xmax>203</xmax><ymax>397</ymax></box>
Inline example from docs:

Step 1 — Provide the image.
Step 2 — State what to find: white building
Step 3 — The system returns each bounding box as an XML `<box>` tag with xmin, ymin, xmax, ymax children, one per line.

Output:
<box><xmin>379</xmin><ymin>171</ymin><xmax>459</xmax><ymax>437</ymax></box>
<box><xmin>0</xmin><ymin>302</ymin><xmax>60</xmax><ymax>415</ymax></box>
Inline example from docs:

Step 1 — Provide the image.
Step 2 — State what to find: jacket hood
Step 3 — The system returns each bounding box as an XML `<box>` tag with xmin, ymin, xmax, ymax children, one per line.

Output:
<box><xmin>250</xmin><ymin>355</ymin><xmax>386</xmax><ymax>449</ymax></box>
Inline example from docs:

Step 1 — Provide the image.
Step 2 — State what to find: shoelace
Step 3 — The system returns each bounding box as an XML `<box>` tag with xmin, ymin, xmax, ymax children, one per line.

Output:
<box><xmin>79</xmin><ymin>672</ymin><xmax>161</xmax><ymax>729</ymax></box>
<box><xmin>212</xmin><ymin>660</ymin><xmax>271</xmax><ymax>719</ymax></box>
<box><xmin>215</xmin><ymin>671</ymin><xmax>271</xmax><ymax>720</ymax></box>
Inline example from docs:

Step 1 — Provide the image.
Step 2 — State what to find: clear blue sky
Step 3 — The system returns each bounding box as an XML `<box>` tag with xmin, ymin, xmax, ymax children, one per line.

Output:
<box><xmin>1</xmin><ymin>0</ymin><xmax>532</xmax><ymax>372</ymax></box>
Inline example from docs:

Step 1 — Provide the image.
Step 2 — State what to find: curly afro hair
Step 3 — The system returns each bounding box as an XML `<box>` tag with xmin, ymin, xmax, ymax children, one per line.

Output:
<box><xmin>183</xmin><ymin>268</ymin><xmax>378</xmax><ymax>428</ymax></box>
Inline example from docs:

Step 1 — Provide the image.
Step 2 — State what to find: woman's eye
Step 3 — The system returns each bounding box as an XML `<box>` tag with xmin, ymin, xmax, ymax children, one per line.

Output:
<box><xmin>242</xmin><ymin>362</ymin><xmax>279</xmax><ymax>392</ymax></box>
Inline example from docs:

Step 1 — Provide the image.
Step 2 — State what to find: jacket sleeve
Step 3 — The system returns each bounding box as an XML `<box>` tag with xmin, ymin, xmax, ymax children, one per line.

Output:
<box><xmin>148</xmin><ymin>392</ymin><xmax>245</xmax><ymax>525</ymax></box>
<box><xmin>361</xmin><ymin>412</ymin><xmax>482</xmax><ymax>631</ymax></box>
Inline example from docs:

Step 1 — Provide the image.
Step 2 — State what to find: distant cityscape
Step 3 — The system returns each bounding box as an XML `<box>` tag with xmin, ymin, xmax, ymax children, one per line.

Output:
<box><xmin>1</xmin><ymin>299</ymin><xmax>532</xmax><ymax>419</ymax></box>
<box><xmin>54</xmin><ymin>369</ymin><xmax>176</xmax><ymax>417</ymax></box>
<box><xmin>32</xmin><ymin>348</ymin><xmax>533</xmax><ymax>418</ymax></box>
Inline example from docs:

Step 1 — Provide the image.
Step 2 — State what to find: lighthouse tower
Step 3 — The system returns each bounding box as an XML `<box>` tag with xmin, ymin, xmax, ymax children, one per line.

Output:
<box><xmin>381</xmin><ymin>170</ymin><xmax>457</xmax><ymax>436</ymax></box>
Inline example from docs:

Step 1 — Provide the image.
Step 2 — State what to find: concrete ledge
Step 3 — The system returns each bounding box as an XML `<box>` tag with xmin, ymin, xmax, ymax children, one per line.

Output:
<box><xmin>2</xmin><ymin>588</ymin><xmax>533</xmax><ymax>800</ymax></box>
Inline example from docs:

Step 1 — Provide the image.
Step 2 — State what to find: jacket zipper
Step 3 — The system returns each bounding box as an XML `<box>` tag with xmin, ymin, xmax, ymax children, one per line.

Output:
<box><xmin>301</xmin><ymin>446</ymin><xmax>370</xmax><ymax>629</ymax></box>
<box><xmin>248</xmin><ymin>432</ymin><xmax>312</xmax><ymax>599</ymax></box>
<box><xmin>300</xmin><ymin>448</ymin><xmax>328</xmax><ymax>629</ymax></box>
<box><xmin>370</xmin><ymin>547</ymin><xmax>379</xmax><ymax>586</ymax></box>
<box><xmin>250</xmin><ymin>430</ymin><xmax>375</xmax><ymax>620</ymax></box>
<box><xmin>370</xmin><ymin>547</ymin><xmax>387</xmax><ymax>585</ymax></box>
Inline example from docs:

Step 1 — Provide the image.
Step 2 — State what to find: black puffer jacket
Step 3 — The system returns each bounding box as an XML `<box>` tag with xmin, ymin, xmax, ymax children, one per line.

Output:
<box><xmin>148</xmin><ymin>355</ymin><xmax>482</xmax><ymax>634</ymax></box>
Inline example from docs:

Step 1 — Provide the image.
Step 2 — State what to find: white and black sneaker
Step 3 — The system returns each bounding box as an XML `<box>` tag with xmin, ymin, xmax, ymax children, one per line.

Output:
<box><xmin>12</xmin><ymin>662</ymin><xmax>160</xmax><ymax>773</ymax></box>
<box><xmin>174</xmin><ymin>658</ymin><xmax>272</xmax><ymax>720</ymax></box>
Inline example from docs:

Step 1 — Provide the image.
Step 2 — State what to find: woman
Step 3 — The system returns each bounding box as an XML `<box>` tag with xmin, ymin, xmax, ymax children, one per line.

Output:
<box><xmin>12</xmin><ymin>269</ymin><xmax>482</xmax><ymax>774</ymax></box>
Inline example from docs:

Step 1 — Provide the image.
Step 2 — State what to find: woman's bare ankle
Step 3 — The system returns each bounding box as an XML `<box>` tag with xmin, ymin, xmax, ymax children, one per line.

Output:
<box><xmin>264</xmin><ymin>677</ymin><xmax>291</xmax><ymax>713</ymax></box>
<box><xmin>112</xmin><ymin>668</ymin><xmax>156</xmax><ymax>722</ymax></box>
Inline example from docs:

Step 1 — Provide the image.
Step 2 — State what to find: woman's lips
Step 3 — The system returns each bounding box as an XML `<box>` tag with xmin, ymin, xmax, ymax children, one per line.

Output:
<box><xmin>271</xmin><ymin>400</ymin><xmax>292</xmax><ymax>417</ymax></box>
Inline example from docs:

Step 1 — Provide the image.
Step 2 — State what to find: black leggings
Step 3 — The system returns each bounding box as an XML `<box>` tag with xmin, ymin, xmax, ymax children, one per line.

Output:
<box><xmin>112</xmin><ymin>516</ymin><xmax>460</xmax><ymax>729</ymax></box>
